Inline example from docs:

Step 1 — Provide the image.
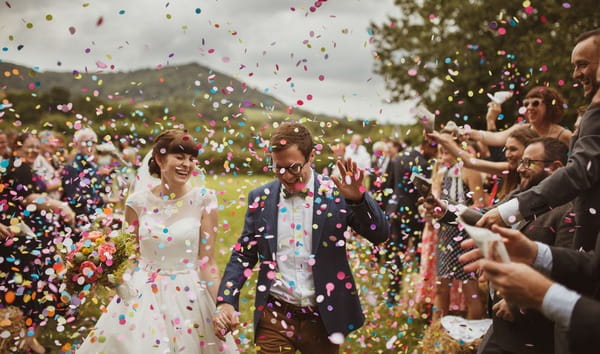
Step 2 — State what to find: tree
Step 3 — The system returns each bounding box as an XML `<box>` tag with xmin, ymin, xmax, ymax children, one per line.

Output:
<box><xmin>371</xmin><ymin>0</ymin><xmax>599</xmax><ymax>130</ymax></box>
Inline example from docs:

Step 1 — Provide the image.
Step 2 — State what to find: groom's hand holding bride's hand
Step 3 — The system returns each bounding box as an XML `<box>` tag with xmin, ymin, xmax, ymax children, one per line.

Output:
<box><xmin>331</xmin><ymin>158</ymin><xmax>365</xmax><ymax>203</ymax></box>
<box><xmin>213</xmin><ymin>303</ymin><xmax>239</xmax><ymax>341</ymax></box>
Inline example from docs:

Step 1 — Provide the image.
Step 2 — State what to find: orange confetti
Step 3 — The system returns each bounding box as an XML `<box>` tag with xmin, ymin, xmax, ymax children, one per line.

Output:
<box><xmin>4</xmin><ymin>290</ymin><xmax>15</xmax><ymax>304</ymax></box>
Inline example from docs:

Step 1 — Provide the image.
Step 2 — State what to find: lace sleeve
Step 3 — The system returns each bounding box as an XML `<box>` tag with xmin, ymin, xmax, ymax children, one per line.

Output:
<box><xmin>125</xmin><ymin>191</ymin><xmax>143</xmax><ymax>215</ymax></box>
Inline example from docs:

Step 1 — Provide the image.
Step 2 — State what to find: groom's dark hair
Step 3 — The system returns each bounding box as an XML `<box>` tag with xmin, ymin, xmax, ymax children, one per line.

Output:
<box><xmin>149</xmin><ymin>129</ymin><xmax>199</xmax><ymax>177</ymax></box>
<box><xmin>270</xmin><ymin>122</ymin><xmax>314</xmax><ymax>160</ymax></box>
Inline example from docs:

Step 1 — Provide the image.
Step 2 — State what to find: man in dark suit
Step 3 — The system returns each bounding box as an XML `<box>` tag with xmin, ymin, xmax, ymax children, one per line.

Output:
<box><xmin>464</xmin><ymin>225</ymin><xmax>600</xmax><ymax>354</ymax></box>
<box><xmin>212</xmin><ymin>123</ymin><xmax>390</xmax><ymax>352</ymax></box>
<box><xmin>384</xmin><ymin>138</ymin><xmax>436</xmax><ymax>304</ymax></box>
<box><xmin>477</xmin><ymin>137</ymin><xmax>574</xmax><ymax>354</ymax></box>
<box><xmin>477</xmin><ymin>29</ymin><xmax>600</xmax><ymax>252</ymax></box>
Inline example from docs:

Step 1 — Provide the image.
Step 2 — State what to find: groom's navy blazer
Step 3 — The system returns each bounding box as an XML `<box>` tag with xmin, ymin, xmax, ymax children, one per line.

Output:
<box><xmin>217</xmin><ymin>172</ymin><xmax>390</xmax><ymax>338</ymax></box>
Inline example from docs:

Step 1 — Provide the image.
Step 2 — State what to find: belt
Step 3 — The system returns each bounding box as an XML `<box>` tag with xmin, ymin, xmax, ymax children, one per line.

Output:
<box><xmin>267</xmin><ymin>295</ymin><xmax>320</xmax><ymax>319</ymax></box>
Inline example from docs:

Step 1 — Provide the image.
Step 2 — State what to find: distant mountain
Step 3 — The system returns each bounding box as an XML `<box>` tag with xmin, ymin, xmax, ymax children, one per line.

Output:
<box><xmin>0</xmin><ymin>61</ymin><xmax>292</xmax><ymax>111</ymax></box>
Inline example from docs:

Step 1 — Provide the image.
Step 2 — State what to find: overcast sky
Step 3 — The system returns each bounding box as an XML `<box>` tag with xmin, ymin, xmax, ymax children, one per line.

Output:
<box><xmin>0</xmin><ymin>0</ymin><xmax>416</xmax><ymax>124</ymax></box>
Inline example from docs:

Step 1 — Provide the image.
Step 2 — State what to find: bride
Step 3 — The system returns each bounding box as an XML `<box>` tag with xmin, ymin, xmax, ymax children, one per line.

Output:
<box><xmin>77</xmin><ymin>129</ymin><xmax>237</xmax><ymax>353</ymax></box>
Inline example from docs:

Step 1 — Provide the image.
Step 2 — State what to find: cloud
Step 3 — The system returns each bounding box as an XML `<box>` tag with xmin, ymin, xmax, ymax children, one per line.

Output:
<box><xmin>0</xmin><ymin>0</ymin><xmax>413</xmax><ymax>124</ymax></box>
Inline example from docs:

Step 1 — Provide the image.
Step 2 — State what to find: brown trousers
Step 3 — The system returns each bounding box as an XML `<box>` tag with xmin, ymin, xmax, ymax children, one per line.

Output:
<box><xmin>255</xmin><ymin>297</ymin><xmax>339</xmax><ymax>353</ymax></box>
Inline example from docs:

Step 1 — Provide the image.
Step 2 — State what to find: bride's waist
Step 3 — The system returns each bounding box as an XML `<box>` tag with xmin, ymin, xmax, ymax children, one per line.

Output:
<box><xmin>138</xmin><ymin>259</ymin><xmax>197</xmax><ymax>275</ymax></box>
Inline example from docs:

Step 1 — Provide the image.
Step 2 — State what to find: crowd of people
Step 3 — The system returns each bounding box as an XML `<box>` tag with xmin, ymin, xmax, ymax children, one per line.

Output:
<box><xmin>0</xmin><ymin>27</ymin><xmax>598</xmax><ymax>354</ymax></box>
<box><xmin>0</xmin><ymin>128</ymin><xmax>136</xmax><ymax>352</ymax></box>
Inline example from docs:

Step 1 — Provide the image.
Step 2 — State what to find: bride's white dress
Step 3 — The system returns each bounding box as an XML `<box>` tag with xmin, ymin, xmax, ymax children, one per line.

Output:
<box><xmin>77</xmin><ymin>187</ymin><xmax>237</xmax><ymax>353</ymax></box>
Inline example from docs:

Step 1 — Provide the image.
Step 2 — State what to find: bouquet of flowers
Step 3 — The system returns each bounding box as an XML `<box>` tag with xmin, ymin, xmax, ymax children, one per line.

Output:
<box><xmin>63</xmin><ymin>230</ymin><xmax>135</xmax><ymax>297</ymax></box>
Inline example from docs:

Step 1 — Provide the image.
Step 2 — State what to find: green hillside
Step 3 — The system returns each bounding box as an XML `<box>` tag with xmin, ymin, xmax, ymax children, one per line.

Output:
<box><xmin>0</xmin><ymin>61</ymin><xmax>421</xmax><ymax>174</ymax></box>
<box><xmin>0</xmin><ymin>61</ymin><xmax>290</xmax><ymax>109</ymax></box>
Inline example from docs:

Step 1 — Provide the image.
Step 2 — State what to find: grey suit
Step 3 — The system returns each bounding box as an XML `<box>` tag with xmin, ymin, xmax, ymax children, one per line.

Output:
<box><xmin>515</xmin><ymin>105</ymin><xmax>600</xmax><ymax>251</ymax></box>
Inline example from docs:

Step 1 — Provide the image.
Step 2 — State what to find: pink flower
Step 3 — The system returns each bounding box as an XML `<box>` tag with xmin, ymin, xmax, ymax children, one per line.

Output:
<box><xmin>79</xmin><ymin>261</ymin><xmax>99</xmax><ymax>282</ymax></box>
<box><xmin>97</xmin><ymin>242</ymin><xmax>116</xmax><ymax>261</ymax></box>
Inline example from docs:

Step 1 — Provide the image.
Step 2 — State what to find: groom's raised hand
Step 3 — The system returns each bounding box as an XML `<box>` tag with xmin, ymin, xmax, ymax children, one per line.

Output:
<box><xmin>213</xmin><ymin>303</ymin><xmax>240</xmax><ymax>341</ymax></box>
<box><xmin>331</xmin><ymin>157</ymin><xmax>365</xmax><ymax>203</ymax></box>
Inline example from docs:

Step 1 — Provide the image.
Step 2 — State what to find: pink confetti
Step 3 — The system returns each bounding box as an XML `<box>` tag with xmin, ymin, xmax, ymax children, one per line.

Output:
<box><xmin>325</xmin><ymin>282</ymin><xmax>335</xmax><ymax>296</ymax></box>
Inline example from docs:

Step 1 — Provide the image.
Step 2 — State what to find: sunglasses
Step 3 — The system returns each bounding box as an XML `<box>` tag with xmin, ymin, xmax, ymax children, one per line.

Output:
<box><xmin>522</xmin><ymin>98</ymin><xmax>543</xmax><ymax>108</ymax></box>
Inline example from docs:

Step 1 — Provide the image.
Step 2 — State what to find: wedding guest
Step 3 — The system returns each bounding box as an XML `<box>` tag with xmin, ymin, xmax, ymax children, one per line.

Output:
<box><xmin>61</xmin><ymin>128</ymin><xmax>107</xmax><ymax>231</ymax></box>
<box><xmin>0</xmin><ymin>132</ymin><xmax>74</xmax><ymax>354</ymax></box>
<box><xmin>466</xmin><ymin>86</ymin><xmax>572</xmax><ymax>146</ymax></box>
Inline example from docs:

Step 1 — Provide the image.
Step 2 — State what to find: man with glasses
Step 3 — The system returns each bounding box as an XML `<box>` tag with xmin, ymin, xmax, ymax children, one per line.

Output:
<box><xmin>477</xmin><ymin>137</ymin><xmax>574</xmax><ymax>353</ymax></box>
<box><xmin>213</xmin><ymin>122</ymin><xmax>390</xmax><ymax>353</ymax></box>
<box><xmin>61</xmin><ymin>127</ymin><xmax>107</xmax><ymax>234</ymax></box>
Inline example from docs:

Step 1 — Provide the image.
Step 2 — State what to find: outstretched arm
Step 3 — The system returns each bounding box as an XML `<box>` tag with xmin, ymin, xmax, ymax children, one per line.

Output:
<box><xmin>23</xmin><ymin>193</ymin><xmax>75</xmax><ymax>224</ymax></box>
<box><xmin>466</xmin><ymin>124</ymin><xmax>520</xmax><ymax>147</ymax></box>
<box><xmin>213</xmin><ymin>192</ymin><xmax>261</xmax><ymax>340</ymax></box>
<box><xmin>198</xmin><ymin>205</ymin><xmax>221</xmax><ymax>302</ymax></box>
<box><xmin>428</xmin><ymin>131</ymin><xmax>510</xmax><ymax>175</ymax></box>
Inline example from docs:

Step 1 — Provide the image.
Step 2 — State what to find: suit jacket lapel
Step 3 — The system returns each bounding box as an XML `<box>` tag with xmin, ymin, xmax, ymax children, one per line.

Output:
<box><xmin>312</xmin><ymin>173</ymin><xmax>327</xmax><ymax>254</ymax></box>
<box><xmin>264</xmin><ymin>181</ymin><xmax>280</xmax><ymax>257</ymax></box>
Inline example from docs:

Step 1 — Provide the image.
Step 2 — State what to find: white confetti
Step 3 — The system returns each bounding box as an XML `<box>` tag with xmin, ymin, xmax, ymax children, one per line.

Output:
<box><xmin>328</xmin><ymin>332</ymin><xmax>345</xmax><ymax>345</ymax></box>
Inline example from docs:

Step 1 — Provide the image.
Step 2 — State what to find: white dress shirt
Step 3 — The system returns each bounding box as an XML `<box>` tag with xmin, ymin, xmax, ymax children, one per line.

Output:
<box><xmin>533</xmin><ymin>242</ymin><xmax>581</xmax><ymax>329</ymax></box>
<box><xmin>269</xmin><ymin>173</ymin><xmax>316</xmax><ymax>307</ymax></box>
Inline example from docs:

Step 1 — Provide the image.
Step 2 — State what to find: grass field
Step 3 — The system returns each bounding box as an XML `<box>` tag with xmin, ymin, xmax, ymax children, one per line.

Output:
<box><xmin>38</xmin><ymin>174</ymin><xmax>428</xmax><ymax>353</ymax></box>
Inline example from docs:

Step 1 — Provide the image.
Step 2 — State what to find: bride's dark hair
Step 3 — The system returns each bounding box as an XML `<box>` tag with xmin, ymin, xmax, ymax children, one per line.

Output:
<box><xmin>148</xmin><ymin>129</ymin><xmax>199</xmax><ymax>177</ymax></box>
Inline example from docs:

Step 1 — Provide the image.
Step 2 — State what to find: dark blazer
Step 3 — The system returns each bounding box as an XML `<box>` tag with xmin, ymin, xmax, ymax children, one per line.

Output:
<box><xmin>61</xmin><ymin>153</ymin><xmax>106</xmax><ymax>217</ymax></box>
<box><xmin>549</xmin><ymin>230</ymin><xmax>600</xmax><ymax>354</ymax></box>
<box><xmin>217</xmin><ymin>172</ymin><xmax>390</xmax><ymax>338</ymax></box>
<box><xmin>483</xmin><ymin>202</ymin><xmax>575</xmax><ymax>354</ymax></box>
<box><xmin>384</xmin><ymin>148</ymin><xmax>430</xmax><ymax>237</ymax></box>
<box><xmin>516</xmin><ymin>105</ymin><xmax>600</xmax><ymax>251</ymax></box>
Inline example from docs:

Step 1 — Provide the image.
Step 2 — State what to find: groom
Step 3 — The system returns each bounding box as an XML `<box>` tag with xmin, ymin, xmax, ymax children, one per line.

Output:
<box><xmin>213</xmin><ymin>123</ymin><xmax>390</xmax><ymax>352</ymax></box>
